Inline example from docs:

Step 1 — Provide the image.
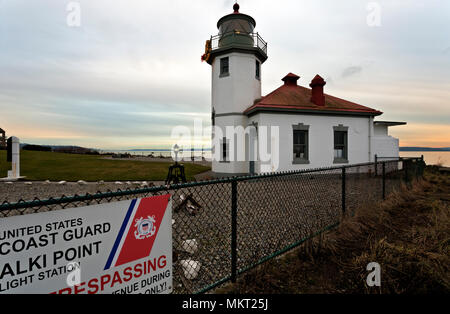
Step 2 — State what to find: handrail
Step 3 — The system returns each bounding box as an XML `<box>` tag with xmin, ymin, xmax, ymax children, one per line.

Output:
<box><xmin>210</xmin><ymin>31</ymin><xmax>268</xmax><ymax>54</ymax></box>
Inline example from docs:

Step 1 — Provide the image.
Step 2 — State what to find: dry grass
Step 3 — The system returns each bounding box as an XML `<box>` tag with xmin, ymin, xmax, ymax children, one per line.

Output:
<box><xmin>217</xmin><ymin>167</ymin><xmax>450</xmax><ymax>294</ymax></box>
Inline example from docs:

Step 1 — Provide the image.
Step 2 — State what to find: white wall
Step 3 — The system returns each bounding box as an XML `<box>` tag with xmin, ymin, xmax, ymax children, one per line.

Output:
<box><xmin>212</xmin><ymin>52</ymin><xmax>262</xmax><ymax>115</ymax></box>
<box><xmin>211</xmin><ymin>51</ymin><xmax>262</xmax><ymax>175</ymax></box>
<box><xmin>372</xmin><ymin>135</ymin><xmax>400</xmax><ymax>158</ymax></box>
<box><xmin>212</xmin><ymin>115</ymin><xmax>249</xmax><ymax>175</ymax></box>
<box><xmin>372</xmin><ymin>125</ymin><xmax>400</xmax><ymax>158</ymax></box>
<box><xmin>374</xmin><ymin>124</ymin><xmax>388</xmax><ymax>136</ymax></box>
<box><xmin>212</xmin><ymin>112</ymin><xmax>402</xmax><ymax>175</ymax></box>
<box><xmin>252</xmin><ymin>113</ymin><xmax>373</xmax><ymax>172</ymax></box>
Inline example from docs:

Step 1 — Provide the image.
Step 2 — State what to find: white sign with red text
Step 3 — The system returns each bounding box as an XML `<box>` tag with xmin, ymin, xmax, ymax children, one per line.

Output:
<box><xmin>0</xmin><ymin>195</ymin><xmax>172</xmax><ymax>294</ymax></box>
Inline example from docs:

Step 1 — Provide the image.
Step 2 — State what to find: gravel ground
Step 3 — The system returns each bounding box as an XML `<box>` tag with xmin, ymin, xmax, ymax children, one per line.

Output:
<box><xmin>0</xmin><ymin>180</ymin><xmax>165</xmax><ymax>205</ymax></box>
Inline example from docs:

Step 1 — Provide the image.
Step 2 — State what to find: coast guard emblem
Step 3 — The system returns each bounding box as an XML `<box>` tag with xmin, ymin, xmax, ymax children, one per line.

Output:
<box><xmin>134</xmin><ymin>216</ymin><xmax>157</xmax><ymax>240</ymax></box>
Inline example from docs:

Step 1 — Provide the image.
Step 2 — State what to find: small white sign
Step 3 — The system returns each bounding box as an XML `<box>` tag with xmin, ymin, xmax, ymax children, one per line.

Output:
<box><xmin>0</xmin><ymin>195</ymin><xmax>172</xmax><ymax>294</ymax></box>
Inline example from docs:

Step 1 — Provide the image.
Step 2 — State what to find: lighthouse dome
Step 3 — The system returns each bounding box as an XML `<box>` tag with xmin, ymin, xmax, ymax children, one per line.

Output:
<box><xmin>217</xmin><ymin>3</ymin><xmax>256</xmax><ymax>33</ymax></box>
<box><xmin>216</xmin><ymin>3</ymin><xmax>257</xmax><ymax>48</ymax></box>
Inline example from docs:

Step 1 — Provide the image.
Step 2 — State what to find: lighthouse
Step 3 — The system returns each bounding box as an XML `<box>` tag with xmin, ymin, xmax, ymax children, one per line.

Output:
<box><xmin>203</xmin><ymin>3</ymin><xmax>268</xmax><ymax>177</ymax></box>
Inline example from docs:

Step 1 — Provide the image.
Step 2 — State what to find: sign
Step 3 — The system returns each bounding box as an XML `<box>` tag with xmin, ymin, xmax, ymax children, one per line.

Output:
<box><xmin>0</xmin><ymin>195</ymin><xmax>172</xmax><ymax>294</ymax></box>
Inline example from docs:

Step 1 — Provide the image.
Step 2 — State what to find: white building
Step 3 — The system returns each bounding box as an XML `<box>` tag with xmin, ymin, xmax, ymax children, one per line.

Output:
<box><xmin>203</xmin><ymin>3</ymin><xmax>405</xmax><ymax>177</ymax></box>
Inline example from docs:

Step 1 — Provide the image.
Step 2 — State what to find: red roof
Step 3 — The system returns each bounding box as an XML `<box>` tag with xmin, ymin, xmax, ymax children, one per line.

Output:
<box><xmin>244</xmin><ymin>73</ymin><xmax>382</xmax><ymax>116</ymax></box>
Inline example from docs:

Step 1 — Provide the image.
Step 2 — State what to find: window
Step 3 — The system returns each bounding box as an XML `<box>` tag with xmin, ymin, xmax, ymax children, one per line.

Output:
<box><xmin>293</xmin><ymin>124</ymin><xmax>309</xmax><ymax>164</ymax></box>
<box><xmin>220</xmin><ymin>57</ymin><xmax>229</xmax><ymax>77</ymax></box>
<box><xmin>333</xmin><ymin>126</ymin><xmax>348</xmax><ymax>163</ymax></box>
<box><xmin>221</xmin><ymin>137</ymin><xmax>229</xmax><ymax>162</ymax></box>
<box><xmin>255</xmin><ymin>60</ymin><xmax>260</xmax><ymax>79</ymax></box>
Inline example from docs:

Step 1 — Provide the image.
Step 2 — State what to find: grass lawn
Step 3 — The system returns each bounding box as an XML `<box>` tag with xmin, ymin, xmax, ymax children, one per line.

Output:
<box><xmin>0</xmin><ymin>150</ymin><xmax>210</xmax><ymax>182</ymax></box>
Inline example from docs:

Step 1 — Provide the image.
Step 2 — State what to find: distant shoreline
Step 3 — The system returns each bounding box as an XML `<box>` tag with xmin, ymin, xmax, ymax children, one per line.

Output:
<box><xmin>18</xmin><ymin>144</ymin><xmax>449</xmax><ymax>153</ymax></box>
<box><xmin>109</xmin><ymin>147</ymin><xmax>449</xmax><ymax>152</ymax></box>
<box><xmin>400</xmin><ymin>147</ymin><xmax>450</xmax><ymax>152</ymax></box>
<box><xmin>100</xmin><ymin>148</ymin><xmax>212</xmax><ymax>152</ymax></box>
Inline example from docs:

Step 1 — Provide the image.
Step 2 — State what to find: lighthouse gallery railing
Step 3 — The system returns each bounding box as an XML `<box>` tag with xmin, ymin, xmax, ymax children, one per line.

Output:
<box><xmin>210</xmin><ymin>31</ymin><xmax>268</xmax><ymax>55</ymax></box>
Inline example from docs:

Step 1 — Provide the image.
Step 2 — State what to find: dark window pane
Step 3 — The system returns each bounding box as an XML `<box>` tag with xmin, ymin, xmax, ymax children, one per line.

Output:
<box><xmin>334</xmin><ymin>131</ymin><xmax>345</xmax><ymax>146</ymax></box>
<box><xmin>334</xmin><ymin>130</ymin><xmax>347</xmax><ymax>160</ymax></box>
<box><xmin>222</xmin><ymin>137</ymin><xmax>228</xmax><ymax>161</ymax></box>
<box><xmin>293</xmin><ymin>130</ymin><xmax>308</xmax><ymax>159</ymax></box>
<box><xmin>220</xmin><ymin>57</ymin><xmax>229</xmax><ymax>75</ymax></box>
<box><xmin>256</xmin><ymin>60</ymin><xmax>260</xmax><ymax>78</ymax></box>
<box><xmin>293</xmin><ymin>130</ymin><xmax>306</xmax><ymax>145</ymax></box>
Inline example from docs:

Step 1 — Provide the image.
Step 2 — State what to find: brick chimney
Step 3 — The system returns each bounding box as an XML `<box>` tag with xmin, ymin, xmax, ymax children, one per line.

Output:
<box><xmin>282</xmin><ymin>73</ymin><xmax>300</xmax><ymax>86</ymax></box>
<box><xmin>310</xmin><ymin>74</ymin><xmax>326</xmax><ymax>106</ymax></box>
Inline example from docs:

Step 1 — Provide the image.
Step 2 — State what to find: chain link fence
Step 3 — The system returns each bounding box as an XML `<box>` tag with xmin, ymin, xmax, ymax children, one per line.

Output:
<box><xmin>0</xmin><ymin>157</ymin><xmax>425</xmax><ymax>293</ymax></box>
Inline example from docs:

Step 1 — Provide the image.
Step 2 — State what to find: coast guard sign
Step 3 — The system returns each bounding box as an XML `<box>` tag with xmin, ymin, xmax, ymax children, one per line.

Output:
<box><xmin>0</xmin><ymin>195</ymin><xmax>172</xmax><ymax>294</ymax></box>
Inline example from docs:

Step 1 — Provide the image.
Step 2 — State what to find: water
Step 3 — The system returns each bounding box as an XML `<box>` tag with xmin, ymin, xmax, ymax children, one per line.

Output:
<box><xmin>400</xmin><ymin>151</ymin><xmax>450</xmax><ymax>167</ymax></box>
<box><xmin>99</xmin><ymin>149</ymin><xmax>212</xmax><ymax>159</ymax></box>
<box><xmin>98</xmin><ymin>149</ymin><xmax>448</xmax><ymax>166</ymax></box>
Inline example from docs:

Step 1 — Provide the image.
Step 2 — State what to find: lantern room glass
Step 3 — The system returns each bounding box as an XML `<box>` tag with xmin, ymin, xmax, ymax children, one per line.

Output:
<box><xmin>218</xmin><ymin>18</ymin><xmax>254</xmax><ymax>35</ymax></box>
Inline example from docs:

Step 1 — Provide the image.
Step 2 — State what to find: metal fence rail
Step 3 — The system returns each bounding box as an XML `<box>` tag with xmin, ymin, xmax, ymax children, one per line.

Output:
<box><xmin>210</xmin><ymin>31</ymin><xmax>268</xmax><ymax>54</ymax></box>
<box><xmin>0</xmin><ymin>158</ymin><xmax>425</xmax><ymax>294</ymax></box>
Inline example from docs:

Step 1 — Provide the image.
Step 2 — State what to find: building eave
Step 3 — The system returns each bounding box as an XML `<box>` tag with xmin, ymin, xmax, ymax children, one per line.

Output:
<box><xmin>207</xmin><ymin>45</ymin><xmax>268</xmax><ymax>65</ymax></box>
<box><xmin>245</xmin><ymin>106</ymin><xmax>383</xmax><ymax>118</ymax></box>
<box><xmin>374</xmin><ymin>121</ymin><xmax>407</xmax><ymax>127</ymax></box>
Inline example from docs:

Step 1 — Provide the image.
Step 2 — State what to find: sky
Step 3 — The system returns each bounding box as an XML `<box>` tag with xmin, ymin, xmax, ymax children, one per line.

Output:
<box><xmin>0</xmin><ymin>0</ymin><xmax>449</xmax><ymax>149</ymax></box>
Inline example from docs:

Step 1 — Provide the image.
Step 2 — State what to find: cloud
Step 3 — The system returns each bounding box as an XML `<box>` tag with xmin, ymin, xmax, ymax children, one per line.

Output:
<box><xmin>0</xmin><ymin>0</ymin><xmax>449</xmax><ymax>149</ymax></box>
<box><xmin>390</xmin><ymin>123</ymin><xmax>450</xmax><ymax>147</ymax></box>
<box><xmin>341</xmin><ymin>66</ymin><xmax>363</xmax><ymax>78</ymax></box>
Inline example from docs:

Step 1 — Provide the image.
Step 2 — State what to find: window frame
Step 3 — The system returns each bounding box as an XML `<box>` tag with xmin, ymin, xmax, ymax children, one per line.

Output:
<box><xmin>219</xmin><ymin>57</ymin><xmax>230</xmax><ymax>77</ymax></box>
<box><xmin>333</xmin><ymin>125</ymin><xmax>349</xmax><ymax>164</ymax></box>
<box><xmin>292</xmin><ymin>123</ymin><xmax>310</xmax><ymax>164</ymax></box>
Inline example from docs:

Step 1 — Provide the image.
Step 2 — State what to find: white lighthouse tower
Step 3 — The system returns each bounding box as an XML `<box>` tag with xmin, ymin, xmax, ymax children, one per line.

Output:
<box><xmin>203</xmin><ymin>3</ymin><xmax>268</xmax><ymax>177</ymax></box>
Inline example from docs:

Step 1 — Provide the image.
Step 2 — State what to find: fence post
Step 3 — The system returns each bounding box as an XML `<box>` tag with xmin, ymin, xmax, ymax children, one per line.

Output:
<box><xmin>375</xmin><ymin>154</ymin><xmax>378</xmax><ymax>176</ymax></box>
<box><xmin>414</xmin><ymin>159</ymin><xmax>418</xmax><ymax>180</ymax></box>
<box><xmin>382</xmin><ymin>162</ymin><xmax>386</xmax><ymax>200</ymax></box>
<box><xmin>420</xmin><ymin>155</ymin><xmax>425</xmax><ymax>178</ymax></box>
<box><xmin>404</xmin><ymin>159</ymin><xmax>409</xmax><ymax>184</ymax></box>
<box><xmin>341</xmin><ymin>167</ymin><xmax>346</xmax><ymax>215</ymax></box>
<box><xmin>231</xmin><ymin>180</ymin><xmax>238</xmax><ymax>283</ymax></box>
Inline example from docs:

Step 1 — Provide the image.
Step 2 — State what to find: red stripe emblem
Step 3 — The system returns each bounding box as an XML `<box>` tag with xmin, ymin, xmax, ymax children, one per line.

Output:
<box><xmin>115</xmin><ymin>194</ymin><xmax>170</xmax><ymax>267</ymax></box>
